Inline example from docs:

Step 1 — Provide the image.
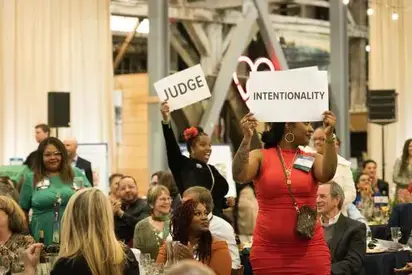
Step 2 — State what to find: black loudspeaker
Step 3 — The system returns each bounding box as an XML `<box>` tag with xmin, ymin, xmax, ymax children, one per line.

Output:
<box><xmin>367</xmin><ymin>89</ymin><xmax>397</xmax><ymax>124</ymax></box>
<box><xmin>48</xmin><ymin>92</ymin><xmax>70</xmax><ymax>127</ymax></box>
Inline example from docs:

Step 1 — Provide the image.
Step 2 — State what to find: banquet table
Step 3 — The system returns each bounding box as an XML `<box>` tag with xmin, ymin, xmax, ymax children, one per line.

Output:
<box><xmin>365</xmin><ymin>250</ymin><xmax>411</xmax><ymax>275</ymax></box>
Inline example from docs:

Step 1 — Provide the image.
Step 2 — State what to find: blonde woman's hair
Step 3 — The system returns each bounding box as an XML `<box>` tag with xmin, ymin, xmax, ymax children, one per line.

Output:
<box><xmin>0</xmin><ymin>195</ymin><xmax>28</xmax><ymax>233</ymax></box>
<box><xmin>59</xmin><ymin>188</ymin><xmax>126</xmax><ymax>275</ymax></box>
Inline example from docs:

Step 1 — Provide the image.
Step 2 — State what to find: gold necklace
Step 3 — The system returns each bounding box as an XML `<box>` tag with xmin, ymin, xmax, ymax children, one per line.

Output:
<box><xmin>278</xmin><ymin>148</ymin><xmax>298</xmax><ymax>184</ymax></box>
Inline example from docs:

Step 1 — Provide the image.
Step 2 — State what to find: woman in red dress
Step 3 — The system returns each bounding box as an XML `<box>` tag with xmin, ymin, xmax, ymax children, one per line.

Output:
<box><xmin>232</xmin><ymin>112</ymin><xmax>338</xmax><ymax>275</ymax></box>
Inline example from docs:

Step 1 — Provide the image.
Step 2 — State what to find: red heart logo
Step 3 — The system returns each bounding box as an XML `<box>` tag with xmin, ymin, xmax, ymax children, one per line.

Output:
<box><xmin>232</xmin><ymin>56</ymin><xmax>275</xmax><ymax>106</ymax></box>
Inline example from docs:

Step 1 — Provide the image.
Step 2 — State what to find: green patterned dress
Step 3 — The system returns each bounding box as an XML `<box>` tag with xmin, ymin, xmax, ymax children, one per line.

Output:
<box><xmin>19</xmin><ymin>167</ymin><xmax>90</xmax><ymax>246</ymax></box>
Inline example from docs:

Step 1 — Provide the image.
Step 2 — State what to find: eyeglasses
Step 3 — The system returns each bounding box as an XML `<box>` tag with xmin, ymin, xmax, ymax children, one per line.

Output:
<box><xmin>43</xmin><ymin>151</ymin><xmax>62</xmax><ymax>158</ymax></box>
<box><xmin>313</xmin><ymin>137</ymin><xmax>326</xmax><ymax>142</ymax></box>
<box><xmin>158</xmin><ymin>197</ymin><xmax>172</xmax><ymax>202</ymax></box>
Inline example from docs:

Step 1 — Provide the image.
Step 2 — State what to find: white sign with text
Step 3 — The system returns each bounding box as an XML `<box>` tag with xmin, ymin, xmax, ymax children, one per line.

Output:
<box><xmin>248</xmin><ymin>70</ymin><xmax>329</xmax><ymax>122</ymax></box>
<box><xmin>154</xmin><ymin>64</ymin><xmax>211</xmax><ymax>111</ymax></box>
<box><xmin>242</xmin><ymin>65</ymin><xmax>319</xmax><ymax>108</ymax></box>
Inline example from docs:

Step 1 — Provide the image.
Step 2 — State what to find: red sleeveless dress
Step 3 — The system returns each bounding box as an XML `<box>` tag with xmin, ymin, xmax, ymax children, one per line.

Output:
<box><xmin>250</xmin><ymin>148</ymin><xmax>331</xmax><ymax>275</ymax></box>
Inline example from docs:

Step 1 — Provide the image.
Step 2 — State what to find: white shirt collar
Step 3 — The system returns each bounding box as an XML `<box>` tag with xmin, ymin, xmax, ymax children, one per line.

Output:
<box><xmin>321</xmin><ymin>211</ymin><xmax>341</xmax><ymax>227</ymax></box>
<box><xmin>337</xmin><ymin>154</ymin><xmax>351</xmax><ymax>166</ymax></box>
<box><xmin>299</xmin><ymin>146</ymin><xmax>316</xmax><ymax>153</ymax></box>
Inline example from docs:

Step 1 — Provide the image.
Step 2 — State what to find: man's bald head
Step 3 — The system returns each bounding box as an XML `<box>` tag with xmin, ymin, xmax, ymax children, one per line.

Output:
<box><xmin>183</xmin><ymin>186</ymin><xmax>214</xmax><ymax>213</ymax></box>
<box><xmin>167</xmin><ymin>260</ymin><xmax>215</xmax><ymax>275</ymax></box>
<box><xmin>63</xmin><ymin>137</ymin><xmax>78</xmax><ymax>159</ymax></box>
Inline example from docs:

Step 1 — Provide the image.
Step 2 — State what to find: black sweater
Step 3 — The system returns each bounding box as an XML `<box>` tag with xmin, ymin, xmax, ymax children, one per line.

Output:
<box><xmin>114</xmin><ymin>198</ymin><xmax>150</xmax><ymax>244</ymax></box>
<box><xmin>162</xmin><ymin>122</ymin><xmax>229</xmax><ymax>217</ymax></box>
<box><xmin>51</xmin><ymin>247</ymin><xmax>139</xmax><ymax>275</ymax></box>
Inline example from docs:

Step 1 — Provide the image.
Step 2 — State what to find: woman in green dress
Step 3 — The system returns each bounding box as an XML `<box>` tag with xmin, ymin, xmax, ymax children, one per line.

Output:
<box><xmin>19</xmin><ymin>137</ymin><xmax>90</xmax><ymax>246</ymax></box>
<box><xmin>133</xmin><ymin>184</ymin><xmax>172</xmax><ymax>260</ymax></box>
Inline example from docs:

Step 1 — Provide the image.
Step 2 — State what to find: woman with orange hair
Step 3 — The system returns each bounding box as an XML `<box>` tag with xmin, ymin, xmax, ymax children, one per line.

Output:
<box><xmin>160</xmin><ymin>102</ymin><xmax>229</xmax><ymax>217</ymax></box>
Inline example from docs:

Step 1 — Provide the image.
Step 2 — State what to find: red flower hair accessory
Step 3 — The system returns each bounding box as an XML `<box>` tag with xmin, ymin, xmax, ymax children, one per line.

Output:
<box><xmin>183</xmin><ymin>127</ymin><xmax>199</xmax><ymax>141</ymax></box>
<box><xmin>407</xmin><ymin>183</ymin><xmax>412</xmax><ymax>194</ymax></box>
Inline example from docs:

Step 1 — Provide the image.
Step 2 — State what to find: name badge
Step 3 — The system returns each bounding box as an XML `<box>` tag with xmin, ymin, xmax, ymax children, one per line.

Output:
<box><xmin>374</xmin><ymin>196</ymin><xmax>389</xmax><ymax>204</ymax></box>
<box><xmin>36</xmin><ymin>178</ymin><xmax>51</xmax><ymax>190</ymax></box>
<box><xmin>293</xmin><ymin>155</ymin><xmax>315</xmax><ymax>172</ymax></box>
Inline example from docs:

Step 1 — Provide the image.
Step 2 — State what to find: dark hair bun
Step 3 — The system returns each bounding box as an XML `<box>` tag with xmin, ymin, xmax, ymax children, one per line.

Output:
<box><xmin>260</xmin><ymin>130</ymin><xmax>272</xmax><ymax>145</ymax></box>
<box><xmin>261</xmin><ymin>122</ymin><xmax>286</xmax><ymax>149</ymax></box>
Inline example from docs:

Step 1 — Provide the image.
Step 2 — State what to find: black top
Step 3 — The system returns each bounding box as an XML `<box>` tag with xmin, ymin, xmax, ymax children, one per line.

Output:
<box><xmin>377</xmin><ymin>179</ymin><xmax>389</xmax><ymax>196</ymax></box>
<box><xmin>162</xmin><ymin>122</ymin><xmax>229</xmax><ymax>217</ymax></box>
<box><xmin>24</xmin><ymin>150</ymin><xmax>37</xmax><ymax>170</ymax></box>
<box><xmin>388</xmin><ymin>203</ymin><xmax>412</xmax><ymax>244</ymax></box>
<box><xmin>114</xmin><ymin>198</ymin><xmax>150</xmax><ymax>245</ymax></box>
<box><xmin>51</xmin><ymin>247</ymin><xmax>139</xmax><ymax>275</ymax></box>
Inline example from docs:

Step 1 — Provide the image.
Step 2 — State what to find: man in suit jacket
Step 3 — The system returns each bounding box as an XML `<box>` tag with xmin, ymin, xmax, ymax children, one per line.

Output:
<box><xmin>63</xmin><ymin>138</ymin><xmax>94</xmax><ymax>186</ymax></box>
<box><xmin>317</xmin><ymin>181</ymin><xmax>366</xmax><ymax>275</ymax></box>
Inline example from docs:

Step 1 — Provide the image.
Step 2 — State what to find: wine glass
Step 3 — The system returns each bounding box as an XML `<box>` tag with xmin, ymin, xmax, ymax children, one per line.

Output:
<box><xmin>0</xmin><ymin>256</ymin><xmax>11</xmax><ymax>275</ymax></box>
<box><xmin>374</xmin><ymin>208</ymin><xmax>383</xmax><ymax>224</ymax></box>
<box><xmin>391</xmin><ymin>227</ymin><xmax>402</xmax><ymax>243</ymax></box>
<box><xmin>152</xmin><ymin>263</ymin><xmax>165</xmax><ymax>275</ymax></box>
<box><xmin>141</xmin><ymin>253</ymin><xmax>152</xmax><ymax>273</ymax></box>
<box><xmin>366</xmin><ymin>230</ymin><xmax>373</xmax><ymax>244</ymax></box>
<box><xmin>73</xmin><ymin>177</ymin><xmax>84</xmax><ymax>190</ymax></box>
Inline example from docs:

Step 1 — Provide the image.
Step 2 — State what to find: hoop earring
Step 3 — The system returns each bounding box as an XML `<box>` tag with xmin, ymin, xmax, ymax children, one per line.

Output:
<box><xmin>284</xmin><ymin>132</ymin><xmax>295</xmax><ymax>143</ymax></box>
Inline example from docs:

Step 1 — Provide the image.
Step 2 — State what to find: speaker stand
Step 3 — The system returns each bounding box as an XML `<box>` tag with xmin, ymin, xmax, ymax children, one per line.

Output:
<box><xmin>55</xmin><ymin>127</ymin><xmax>59</xmax><ymax>139</ymax></box>
<box><xmin>372</xmin><ymin>122</ymin><xmax>394</xmax><ymax>181</ymax></box>
<box><xmin>381</xmin><ymin>125</ymin><xmax>385</xmax><ymax>180</ymax></box>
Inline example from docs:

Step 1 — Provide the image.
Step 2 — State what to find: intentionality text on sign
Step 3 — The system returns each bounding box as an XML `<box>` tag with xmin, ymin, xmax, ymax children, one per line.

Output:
<box><xmin>248</xmin><ymin>70</ymin><xmax>329</xmax><ymax>122</ymax></box>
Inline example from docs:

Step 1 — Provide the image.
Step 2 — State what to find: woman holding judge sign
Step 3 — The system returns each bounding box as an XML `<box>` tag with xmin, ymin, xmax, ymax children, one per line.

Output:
<box><xmin>160</xmin><ymin>101</ymin><xmax>229</xmax><ymax>217</ymax></box>
<box><xmin>232</xmin><ymin>111</ymin><xmax>337</xmax><ymax>275</ymax></box>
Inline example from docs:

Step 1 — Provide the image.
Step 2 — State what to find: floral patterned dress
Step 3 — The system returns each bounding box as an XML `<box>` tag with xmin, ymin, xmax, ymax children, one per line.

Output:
<box><xmin>0</xmin><ymin>233</ymin><xmax>35</xmax><ymax>266</ymax></box>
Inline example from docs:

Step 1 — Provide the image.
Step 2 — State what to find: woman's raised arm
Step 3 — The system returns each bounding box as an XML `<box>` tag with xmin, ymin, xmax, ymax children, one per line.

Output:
<box><xmin>160</xmin><ymin>102</ymin><xmax>188</xmax><ymax>175</ymax></box>
<box><xmin>232</xmin><ymin>113</ymin><xmax>261</xmax><ymax>183</ymax></box>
